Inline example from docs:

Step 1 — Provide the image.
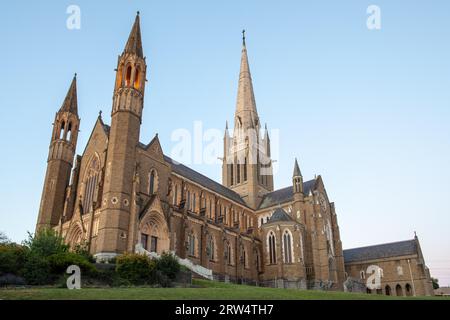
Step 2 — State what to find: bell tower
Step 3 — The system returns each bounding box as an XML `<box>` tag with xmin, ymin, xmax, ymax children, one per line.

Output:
<box><xmin>36</xmin><ymin>75</ymin><xmax>80</xmax><ymax>232</ymax></box>
<box><xmin>96</xmin><ymin>13</ymin><xmax>147</xmax><ymax>258</ymax></box>
<box><xmin>222</xmin><ymin>31</ymin><xmax>273</xmax><ymax>209</ymax></box>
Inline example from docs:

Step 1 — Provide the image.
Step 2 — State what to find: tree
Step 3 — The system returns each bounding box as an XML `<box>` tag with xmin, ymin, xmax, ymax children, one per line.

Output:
<box><xmin>0</xmin><ymin>231</ymin><xmax>10</xmax><ymax>244</ymax></box>
<box><xmin>432</xmin><ymin>277</ymin><xmax>439</xmax><ymax>290</ymax></box>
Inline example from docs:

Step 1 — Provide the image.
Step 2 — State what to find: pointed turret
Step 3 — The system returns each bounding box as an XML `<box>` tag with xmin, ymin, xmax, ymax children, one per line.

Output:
<box><xmin>59</xmin><ymin>74</ymin><xmax>78</xmax><ymax>115</ymax></box>
<box><xmin>293</xmin><ymin>158</ymin><xmax>302</xmax><ymax>178</ymax></box>
<box><xmin>36</xmin><ymin>75</ymin><xmax>80</xmax><ymax>233</ymax></box>
<box><xmin>293</xmin><ymin>158</ymin><xmax>304</xmax><ymax>196</ymax></box>
<box><xmin>234</xmin><ymin>30</ymin><xmax>259</xmax><ymax>131</ymax></box>
<box><xmin>124</xmin><ymin>12</ymin><xmax>143</xmax><ymax>58</ymax></box>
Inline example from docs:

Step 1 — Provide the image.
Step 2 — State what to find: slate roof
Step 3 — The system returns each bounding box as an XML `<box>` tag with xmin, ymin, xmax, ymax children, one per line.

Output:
<box><xmin>268</xmin><ymin>208</ymin><xmax>293</xmax><ymax>223</ymax></box>
<box><xmin>343</xmin><ymin>239</ymin><xmax>418</xmax><ymax>263</ymax></box>
<box><xmin>258</xmin><ymin>179</ymin><xmax>316</xmax><ymax>210</ymax></box>
<box><xmin>163</xmin><ymin>155</ymin><xmax>247</xmax><ymax>207</ymax></box>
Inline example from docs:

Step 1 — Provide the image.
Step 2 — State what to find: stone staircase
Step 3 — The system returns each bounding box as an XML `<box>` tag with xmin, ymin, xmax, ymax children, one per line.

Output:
<box><xmin>135</xmin><ymin>244</ymin><xmax>213</xmax><ymax>280</ymax></box>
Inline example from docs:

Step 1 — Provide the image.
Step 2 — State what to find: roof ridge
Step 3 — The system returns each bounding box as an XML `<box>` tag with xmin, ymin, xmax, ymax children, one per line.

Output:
<box><xmin>344</xmin><ymin>239</ymin><xmax>416</xmax><ymax>252</ymax></box>
<box><xmin>163</xmin><ymin>155</ymin><xmax>248</xmax><ymax>207</ymax></box>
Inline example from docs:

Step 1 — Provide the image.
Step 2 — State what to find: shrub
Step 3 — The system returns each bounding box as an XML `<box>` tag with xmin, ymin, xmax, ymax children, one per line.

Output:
<box><xmin>22</xmin><ymin>254</ymin><xmax>52</xmax><ymax>285</ymax></box>
<box><xmin>0</xmin><ymin>244</ymin><xmax>27</xmax><ymax>276</ymax></box>
<box><xmin>155</xmin><ymin>252</ymin><xmax>180</xmax><ymax>281</ymax></box>
<box><xmin>116</xmin><ymin>254</ymin><xmax>156</xmax><ymax>285</ymax></box>
<box><xmin>23</xmin><ymin>229</ymin><xmax>68</xmax><ymax>258</ymax></box>
<box><xmin>48</xmin><ymin>252</ymin><xmax>96</xmax><ymax>276</ymax></box>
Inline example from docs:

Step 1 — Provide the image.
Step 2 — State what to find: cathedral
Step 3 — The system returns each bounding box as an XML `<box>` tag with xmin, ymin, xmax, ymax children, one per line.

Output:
<box><xmin>35</xmin><ymin>14</ymin><xmax>433</xmax><ymax>294</ymax></box>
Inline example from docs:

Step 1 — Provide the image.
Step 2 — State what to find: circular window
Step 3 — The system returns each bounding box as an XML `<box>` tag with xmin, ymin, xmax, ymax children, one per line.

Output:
<box><xmin>111</xmin><ymin>197</ymin><xmax>118</xmax><ymax>205</ymax></box>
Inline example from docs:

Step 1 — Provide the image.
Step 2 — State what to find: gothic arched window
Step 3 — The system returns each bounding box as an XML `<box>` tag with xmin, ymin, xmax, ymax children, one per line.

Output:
<box><xmin>59</xmin><ymin>121</ymin><xmax>65</xmax><ymax>139</ymax></box>
<box><xmin>227</xmin><ymin>243</ymin><xmax>233</xmax><ymax>265</ymax></box>
<box><xmin>242</xmin><ymin>249</ymin><xmax>247</xmax><ymax>268</ymax></box>
<box><xmin>283</xmin><ymin>230</ymin><xmax>293</xmax><ymax>264</ymax></box>
<box><xmin>236</xmin><ymin>163</ymin><xmax>241</xmax><ymax>184</ymax></box>
<box><xmin>188</xmin><ymin>232</ymin><xmax>196</xmax><ymax>257</ymax></box>
<box><xmin>255</xmin><ymin>250</ymin><xmax>261</xmax><ymax>272</ymax></box>
<box><xmin>268</xmin><ymin>231</ymin><xmax>277</xmax><ymax>264</ymax></box>
<box><xmin>230</xmin><ymin>164</ymin><xmax>234</xmax><ymax>185</ymax></box>
<box><xmin>82</xmin><ymin>155</ymin><xmax>100</xmax><ymax>214</ymax></box>
<box><xmin>208</xmin><ymin>236</ymin><xmax>215</xmax><ymax>261</ymax></box>
<box><xmin>134</xmin><ymin>66</ymin><xmax>141</xmax><ymax>89</ymax></box>
<box><xmin>243</xmin><ymin>157</ymin><xmax>248</xmax><ymax>182</ymax></box>
<box><xmin>148</xmin><ymin>169</ymin><xmax>158</xmax><ymax>195</ymax></box>
<box><xmin>192</xmin><ymin>193</ymin><xmax>196</xmax><ymax>212</ymax></box>
<box><xmin>125</xmin><ymin>65</ymin><xmax>132</xmax><ymax>86</ymax></box>
<box><xmin>186</xmin><ymin>190</ymin><xmax>191</xmax><ymax>210</ymax></box>
<box><xmin>67</xmin><ymin>122</ymin><xmax>72</xmax><ymax>141</ymax></box>
<box><xmin>173</xmin><ymin>184</ymin><xmax>177</xmax><ymax>205</ymax></box>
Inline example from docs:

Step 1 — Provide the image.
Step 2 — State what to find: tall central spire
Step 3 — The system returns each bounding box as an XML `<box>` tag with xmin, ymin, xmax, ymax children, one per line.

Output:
<box><xmin>234</xmin><ymin>31</ymin><xmax>259</xmax><ymax>132</ymax></box>
<box><xmin>223</xmin><ymin>31</ymin><xmax>273</xmax><ymax>209</ymax></box>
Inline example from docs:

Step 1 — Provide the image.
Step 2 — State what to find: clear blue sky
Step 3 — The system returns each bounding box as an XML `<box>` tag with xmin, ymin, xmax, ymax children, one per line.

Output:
<box><xmin>0</xmin><ymin>1</ymin><xmax>449</xmax><ymax>285</ymax></box>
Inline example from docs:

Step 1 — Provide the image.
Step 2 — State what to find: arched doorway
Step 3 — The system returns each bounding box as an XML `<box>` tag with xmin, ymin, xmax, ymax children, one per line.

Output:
<box><xmin>405</xmin><ymin>283</ymin><xmax>413</xmax><ymax>296</ymax></box>
<box><xmin>385</xmin><ymin>285</ymin><xmax>391</xmax><ymax>296</ymax></box>
<box><xmin>67</xmin><ymin>223</ymin><xmax>84</xmax><ymax>249</ymax></box>
<box><xmin>396</xmin><ymin>284</ymin><xmax>403</xmax><ymax>296</ymax></box>
<box><xmin>139</xmin><ymin>211</ymin><xmax>170</xmax><ymax>255</ymax></box>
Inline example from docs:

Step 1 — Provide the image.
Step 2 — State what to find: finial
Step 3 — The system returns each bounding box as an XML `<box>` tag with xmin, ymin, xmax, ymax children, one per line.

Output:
<box><xmin>74</xmin><ymin>72</ymin><xmax>77</xmax><ymax>79</ymax></box>
<box><xmin>98</xmin><ymin>110</ymin><xmax>102</xmax><ymax>118</ymax></box>
<box><xmin>414</xmin><ymin>231</ymin><xmax>417</xmax><ymax>238</ymax></box>
<box><xmin>137</xmin><ymin>11</ymin><xmax>140</xmax><ymax>16</ymax></box>
<box><xmin>242</xmin><ymin>29</ymin><xmax>246</xmax><ymax>46</ymax></box>
<box><xmin>225</xmin><ymin>120</ymin><xmax>229</xmax><ymax>130</ymax></box>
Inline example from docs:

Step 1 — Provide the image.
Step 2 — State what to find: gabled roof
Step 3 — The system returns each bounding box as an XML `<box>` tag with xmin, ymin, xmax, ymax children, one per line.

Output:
<box><xmin>258</xmin><ymin>179</ymin><xmax>316</xmax><ymax>210</ymax></box>
<box><xmin>164</xmin><ymin>155</ymin><xmax>247</xmax><ymax>207</ymax></box>
<box><xmin>343</xmin><ymin>239</ymin><xmax>418</xmax><ymax>263</ymax></box>
<box><xmin>268</xmin><ymin>207</ymin><xmax>293</xmax><ymax>223</ymax></box>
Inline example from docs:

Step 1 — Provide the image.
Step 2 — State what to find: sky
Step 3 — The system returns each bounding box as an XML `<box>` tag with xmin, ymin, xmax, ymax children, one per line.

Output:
<box><xmin>0</xmin><ymin>0</ymin><xmax>449</xmax><ymax>285</ymax></box>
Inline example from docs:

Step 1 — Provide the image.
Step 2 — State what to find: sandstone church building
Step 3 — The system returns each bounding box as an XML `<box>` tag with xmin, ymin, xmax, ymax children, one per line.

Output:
<box><xmin>35</xmin><ymin>14</ymin><xmax>434</xmax><ymax>295</ymax></box>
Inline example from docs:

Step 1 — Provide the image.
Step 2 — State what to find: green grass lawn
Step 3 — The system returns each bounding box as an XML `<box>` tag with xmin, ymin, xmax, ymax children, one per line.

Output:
<box><xmin>0</xmin><ymin>279</ymin><xmax>447</xmax><ymax>300</ymax></box>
